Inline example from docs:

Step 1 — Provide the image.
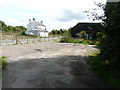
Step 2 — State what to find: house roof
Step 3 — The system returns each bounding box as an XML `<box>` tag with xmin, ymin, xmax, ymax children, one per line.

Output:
<box><xmin>34</xmin><ymin>21</ymin><xmax>46</xmax><ymax>27</ymax></box>
<box><xmin>28</xmin><ymin>21</ymin><xmax>46</xmax><ymax>27</ymax></box>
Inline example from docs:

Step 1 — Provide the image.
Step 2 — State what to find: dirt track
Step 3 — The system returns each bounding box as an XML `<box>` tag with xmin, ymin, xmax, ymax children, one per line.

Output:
<box><xmin>2</xmin><ymin>42</ymin><xmax>106</xmax><ymax>88</ymax></box>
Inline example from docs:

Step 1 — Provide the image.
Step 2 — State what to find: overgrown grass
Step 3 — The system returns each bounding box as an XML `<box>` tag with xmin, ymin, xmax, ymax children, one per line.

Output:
<box><xmin>60</xmin><ymin>37</ymin><xmax>98</xmax><ymax>45</ymax></box>
<box><xmin>0</xmin><ymin>56</ymin><xmax>7</xmax><ymax>69</ymax></box>
<box><xmin>89</xmin><ymin>52</ymin><xmax>120</xmax><ymax>88</ymax></box>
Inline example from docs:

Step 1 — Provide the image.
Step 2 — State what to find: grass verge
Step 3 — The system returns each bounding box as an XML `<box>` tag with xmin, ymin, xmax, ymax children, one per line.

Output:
<box><xmin>0</xmin><ymin>56</ymin><xmax>7</xmax><ymax>69</ymax></box>
<box><xmin>60</xmin><ymin>37</ymin><xmax>99</xmax><ymax>45</ymax></box>
<box><xmin>89</xmin><ymin>52</ymin><xmax>120</xmax><ymax>88</ymax></box>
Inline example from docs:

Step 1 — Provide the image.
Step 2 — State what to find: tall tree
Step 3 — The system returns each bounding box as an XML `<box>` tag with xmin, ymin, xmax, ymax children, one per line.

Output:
<box><xmin>100</xmin><ymin>2</ymin><xmax>120</xmax><ymax>70</ymax></box>
<box><xmin>85</xmin><ymin>1</ymin><xmax>120</xmax><ymax>70</ymax></box>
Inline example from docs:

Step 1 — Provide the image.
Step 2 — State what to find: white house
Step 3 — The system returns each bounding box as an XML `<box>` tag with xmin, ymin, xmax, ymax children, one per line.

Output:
<box><xmin>25</xmin><ymin>18</ymin><xmax>49</xmax><ymax>37</ymax></box>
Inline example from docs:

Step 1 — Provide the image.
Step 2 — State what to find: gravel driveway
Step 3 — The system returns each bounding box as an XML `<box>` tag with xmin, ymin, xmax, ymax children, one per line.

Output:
<box><xmin>2</xmin><ymin>42</ymin><xmax>106</xmax><ymax>88</ymax></box>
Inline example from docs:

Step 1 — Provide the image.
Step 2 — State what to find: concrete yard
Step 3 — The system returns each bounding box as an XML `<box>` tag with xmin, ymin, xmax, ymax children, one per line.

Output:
<box><xmin>2</xmin><ymin>42</ymin><xmax>106</xmax><ymax>88</ymax></box>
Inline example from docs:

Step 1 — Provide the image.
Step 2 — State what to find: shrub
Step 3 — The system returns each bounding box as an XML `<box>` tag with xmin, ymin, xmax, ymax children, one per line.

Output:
<box><xmin>80</xmin><ymin>31</ymin><xmax>87</xmax><ymax>39</ymax></box>
<box><xmin>60</xmin><ymin>37</ymin><xmax>72</xmax><ymax>43</ymax></box>
<box><xmin>89</xmin><ymin>52</ymin><xmax>120</xmax><ymax>88</ymax></box>
<box><xmin>60</xmin><ymin>37</ymin><xmax>90</xmax><ymax>45</ymax></box>
<box><xmin>0</xmin><ymin>56</ymin><xmax>7</xmax><ymax>69</ymax></box>
<box><xmin>96</xmin><ymin>32</ymin><xmax>105</xmax><ymax>40</ymax></box>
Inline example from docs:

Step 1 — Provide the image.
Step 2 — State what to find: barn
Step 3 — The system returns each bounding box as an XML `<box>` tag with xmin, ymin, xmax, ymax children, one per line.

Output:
<box><xmin>71</xmin><ymin>22</ymin><xmax>103</xmax><ymax>39</ymax></box>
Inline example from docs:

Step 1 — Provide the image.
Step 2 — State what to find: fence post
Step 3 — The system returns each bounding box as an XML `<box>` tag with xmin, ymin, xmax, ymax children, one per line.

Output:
<box><xmin>27</xmin><ymin>36</ymin><xmax>28</xmax><ymax>44</ymax></box>
<box><xmin>48</xmin><ymin>37</ymin><xmax>49</xmax><ymax>41</ymax></box>
<box><xmin>39</xmin><ymin>37</ymin><xmax>40</xmax><ymax>42</ymax></box>
<box><xmin>40</xmin><ymin>37</ymin><xmax>41</xmax><ymax>42</ymax></box>
<box><xmin>53</xmin><ymin>35</ymin><xmax>54</xmax><ymax>41</ymax></box>
<box><xmin>16</xmin><ymin>35</ymin><xmax>18</xmax><ymax>45</ymax></box>
<box><xmin>34</xmin><ymin>37</ymin><xmax>35</xmax><ymax>42</ymax></box>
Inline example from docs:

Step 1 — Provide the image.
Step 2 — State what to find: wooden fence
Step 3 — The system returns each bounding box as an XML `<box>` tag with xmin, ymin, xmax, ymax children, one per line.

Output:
<box><xmin>0</xmin><ymin>34</ymin><xmax>62</xmax><ymax>45</ymax></box>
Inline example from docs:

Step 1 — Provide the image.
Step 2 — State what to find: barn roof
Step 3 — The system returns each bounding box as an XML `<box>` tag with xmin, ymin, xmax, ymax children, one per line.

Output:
<box><xmin>71</xmin><ymin>22</ymin><xmax>103</xmax><ymax>38</ymax></box>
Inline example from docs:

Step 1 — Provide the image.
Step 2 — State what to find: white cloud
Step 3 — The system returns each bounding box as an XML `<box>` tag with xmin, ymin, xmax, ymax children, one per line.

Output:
<box><xmin>0</xmin><ymin>0</ymin><xmax>106</xmax><ymax>31</ymax></box>
<box><xmin>0</xmin><ymin>0</ymin><xmax>10</xmax><ymax>9</ymax></box>
<box><xmin>55</xmin><ymin>8</ymin><xmax>87</xmax><ymax>22</ymax></box>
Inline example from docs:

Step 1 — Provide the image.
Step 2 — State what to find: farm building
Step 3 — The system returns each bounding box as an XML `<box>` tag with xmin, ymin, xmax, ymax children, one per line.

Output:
<box><xmin>71</xmin><ymin>22</ymin><xmax>103</xmax><ymax>39</ymax></box>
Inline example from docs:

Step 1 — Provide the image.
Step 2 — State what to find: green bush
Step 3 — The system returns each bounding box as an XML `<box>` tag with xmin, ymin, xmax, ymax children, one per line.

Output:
<box><xmin>60</xmin><ymin>37</ymin><xmax>100</xmax><ymax>45</ymax></box>
<box><xmin>0</xmin><ymin>56</ymin><xmax>7</xmax><ymax>69</ymax></box>
<box><xmin>80</xmin><ymin>31</ymin><xmax>87</xmax><ymax>39</ymax></box>
<box><xmin>60</xmin><ymin>37</ymin><xmax>90</xmax><ymax>45</ymax></box>
<box><xmin>60</xmin><ymin>37</ymin><xmax>72</xmax><ymax>43</ymax></box>
<box><xmin>89</xmin><ymin>52</ymin><xmax>120</xmax><ymax>88</ymax></box>
<box><xmin>96</xmin><ymin>32</ymin><xmax>105</xmax><ymax>40</ymax></box>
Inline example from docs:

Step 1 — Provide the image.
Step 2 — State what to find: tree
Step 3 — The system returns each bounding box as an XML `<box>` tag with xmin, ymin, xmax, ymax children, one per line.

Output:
<box><xmin>57</xmin><ymin>30</ymin><xmax>60</xmax><ymax>35</ymax></box>
<box><xmin>85</xmin><ymin>1</ymin><xmax>120</xmax><ymax>70</ymax></box>
<box><xmin>7</xmin><ymin>26</ymin><xmax>14</xmax><ymax>32</ymax></box>
<box><xmin>60</xmin><ymin>29</ymin><xmax>64</xmax><ymax>35</ymax></box>
<box><xmin>0</xmin><ymin>20</ymin><xmax>7</xmax><ymax>32</ymax></box>
<box><xmin>84</xmin><ymin>2</ymin><xmax>106</xmax><ymax>23</ymax></box>
<box><xmin>99</xmin><ymin>2</ymin><xmax>120</xmax><ymax>70</ymax></box>
<box><xmin>19</xmin><ymin>26</ymin><xmax>26</xmax><ymax>32</ymax></box>
<box><xmin>0</xmin><ymin>20</ymin><xmax>26</xmax><ymax>33</ymax></box>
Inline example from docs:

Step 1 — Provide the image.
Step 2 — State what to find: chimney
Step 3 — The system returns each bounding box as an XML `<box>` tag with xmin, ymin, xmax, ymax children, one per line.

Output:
<box><xmin>29</xmin><ymin>19</ymin><xmax>31</xmax><ymax>22</ymax></box>
<box><xmin>41</xmin><ymin>21</ymin><xmax>43</xmax><ymax>24</ymax></box>
<box><xmin>33</xmin><ymin>18</ymin><xmax>35</xmax><ymax>21</ymax></box>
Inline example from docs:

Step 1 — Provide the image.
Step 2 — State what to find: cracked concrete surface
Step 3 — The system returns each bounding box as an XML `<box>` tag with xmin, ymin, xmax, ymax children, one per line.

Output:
<box><xmin>2</xmin><ymin>42</ymin><xmax>106</xmax><ymax>88</ymax></box>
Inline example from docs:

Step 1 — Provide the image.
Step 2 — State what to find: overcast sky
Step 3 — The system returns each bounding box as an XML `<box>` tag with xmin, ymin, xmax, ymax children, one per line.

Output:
<box><xmin>0</xmin><ymin>0</ymin><xmax>106</xmax><ymax>31</ymax></box>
